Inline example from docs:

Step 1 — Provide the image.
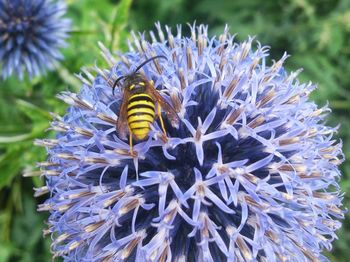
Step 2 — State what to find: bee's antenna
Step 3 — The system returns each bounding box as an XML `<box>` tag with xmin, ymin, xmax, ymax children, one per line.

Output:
<box><xmin>112</xmin><ymin>55</ymin><xmax>167</xmax><ymax>95</ymax></box>
<box><xmin>134</xmin><ymin>55</ymin><xmax>168</xmax><ymax>73</ymax></box>
<box><xmin>112</xmin><ymin>75</ymin><xmax>126</xmax><ymax>96</ymax></box>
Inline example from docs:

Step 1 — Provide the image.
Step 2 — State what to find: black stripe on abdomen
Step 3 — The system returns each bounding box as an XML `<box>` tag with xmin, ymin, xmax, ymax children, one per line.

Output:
<box><xmin>127</xmin><ymin>111</ymin><xmax>154</xmax><ymax>119</ymax></box>
<box><xmin>127</xmin><ymin>103</ymin><xmax>155</xmax><ymax>111</ymax></box>
<box><xmin>128</xmin><ymin>94</ymin><xmax>153</xmax><ymax>104</ymax></box>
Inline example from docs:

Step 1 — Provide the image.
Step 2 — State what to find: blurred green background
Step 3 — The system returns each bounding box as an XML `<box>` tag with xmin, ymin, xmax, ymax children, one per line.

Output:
<box><xmin>0</xmin><ymin>0</ymin><xmax>349</xmax><ymax>261</ymax></box>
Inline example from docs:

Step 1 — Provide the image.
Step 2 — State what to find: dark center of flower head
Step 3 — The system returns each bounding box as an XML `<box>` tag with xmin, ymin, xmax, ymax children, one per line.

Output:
<box><xmin>2</xmin><ymin>1</ymin><xmax>42</xmax><ymax>43</ymax></box>
<box><xmin>37</xmin><ymin>24</ymin><xmax>344</xmax><ymax>261</ymax></box>
<box><xmin>0</xmin><ymin>0</ymin><xmax>70</xmax><ymax>79</ymax></box>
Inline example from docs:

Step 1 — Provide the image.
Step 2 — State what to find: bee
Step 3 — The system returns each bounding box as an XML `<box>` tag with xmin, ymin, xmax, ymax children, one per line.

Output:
<box><xmin>112</xmin><ymin>56</ymin><xmax>179</xmax><ymax>155</ymax></box>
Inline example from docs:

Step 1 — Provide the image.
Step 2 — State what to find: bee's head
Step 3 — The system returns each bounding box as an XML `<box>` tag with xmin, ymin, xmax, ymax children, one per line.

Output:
<box><xmin>111</xmin><ymin>73</ymin><xmax>145</xmax><ymax>94</ymax></box>
<box><xmin>124</xmin><ymin>73</ymin><xmax>145</xmax><ymax>90</ymax></box>
<box><xmin>112</xmin><ymin>55</ymin><xmax>167</xmax><ymax>96</ymax></box>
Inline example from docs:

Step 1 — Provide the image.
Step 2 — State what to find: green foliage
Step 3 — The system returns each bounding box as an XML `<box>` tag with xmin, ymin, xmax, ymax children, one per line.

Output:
<box><xmin>0</xmin><ymin>0</ymin><xmax>132</xmax><ymax>261</ymax></box>
<box><xmin>0</xmin><ymin>0</ymin><xmax>349</xmax><ymax>260</ymax></box>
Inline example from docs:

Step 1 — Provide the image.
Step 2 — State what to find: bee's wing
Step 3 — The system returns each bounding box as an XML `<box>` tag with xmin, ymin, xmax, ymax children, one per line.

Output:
<box><xmin>116</xmin><ymin>89</ymin><xmax>130</xmax><ymax>140</ymax></box>
<box><xmin>146</xmin><ymin>82</ymin><xmax>180</xmax><ymax>128</ymax></box>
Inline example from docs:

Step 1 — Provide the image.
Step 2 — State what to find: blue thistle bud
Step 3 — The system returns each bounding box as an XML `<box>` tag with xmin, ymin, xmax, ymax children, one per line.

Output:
<box><xmin>0</xmin><ymin>0</ymin><xmax>70</xmax><ymax>79</ymax></box>
<box><xmin>35</xmin><ymin>23</ymin><xmax>344</xmax><ymax>261</ymax></box>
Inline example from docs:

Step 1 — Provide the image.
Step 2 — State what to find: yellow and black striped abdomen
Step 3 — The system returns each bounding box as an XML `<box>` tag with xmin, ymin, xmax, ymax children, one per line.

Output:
<box><xmin>127</xmin><ymin>93</ymin><xmax>155</xmax><ymax>140</ymax></box>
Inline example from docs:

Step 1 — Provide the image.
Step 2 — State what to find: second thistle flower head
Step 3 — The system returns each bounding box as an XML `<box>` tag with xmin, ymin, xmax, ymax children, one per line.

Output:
<box><xmin>36</xmin><ymin>23</ymin><xmax>344</xmax><ymax>261</ymax></box>
<box><xmin>0</xmin><ymin>0</ymin><xmax>70</xmax><ymax>79</ymax></box>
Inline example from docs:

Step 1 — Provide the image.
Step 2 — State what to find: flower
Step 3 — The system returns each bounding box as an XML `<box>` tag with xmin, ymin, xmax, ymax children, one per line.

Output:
<box><xmin>0</xmin><ymin>0</ymin><xmax>70</xmax><ymax>79</ymax></box>
<box><xmin>34</xmin><ymin>23</ymin><xmax>344</xmax><ymax>261</ymax></box>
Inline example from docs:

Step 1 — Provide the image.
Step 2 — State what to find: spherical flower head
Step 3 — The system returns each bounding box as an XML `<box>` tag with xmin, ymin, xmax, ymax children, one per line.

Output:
<box><xmin>36</xmin><ymin>23</ymin><xmax>345</xmax><ymax>261</ymax></box>
<box><xmin>0</xmin><ymin>0</ymin><xmax>70</xmax><ymax>79</ymax></box>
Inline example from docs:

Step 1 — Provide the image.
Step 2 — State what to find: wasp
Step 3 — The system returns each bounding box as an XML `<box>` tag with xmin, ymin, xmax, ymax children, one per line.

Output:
<box><xmin>112</xmin><ymin>56</ymin><xmax>179</xmax><ymax>155</ymax></box>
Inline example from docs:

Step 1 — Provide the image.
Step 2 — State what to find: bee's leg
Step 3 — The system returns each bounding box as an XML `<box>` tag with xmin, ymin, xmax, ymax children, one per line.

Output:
<box><xmin>157</xmin><ymin>103</ymin><xmax>167</xmax><ymax>137</ymax></box>
<box><xmin>128</xmin><ymin>127</ymin><xmax>134</xmax><ymax>155</ymax></box>
<box><xmin>129</xmin><ymin>133</ymin><xmax>133</xmax><ymax>154</ymax></box>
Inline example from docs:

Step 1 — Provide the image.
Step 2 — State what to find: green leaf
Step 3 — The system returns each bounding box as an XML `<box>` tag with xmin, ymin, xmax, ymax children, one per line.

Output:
<box><xmin>15</xmin><ymin>99</ymin><xmax>52</xmax><ymax>122</ymax></box>
<box><xmin>9</xmin><ymin>192</ymin><xmax>52</xmax><ymax>262</ymax></box>
<box><xmin>110</xmin><ymin>0</ymin><xmax>132</xmax><ymax>51</ymax></box>
<box><xmin>56</xmin><ymin>66</ymin><xmax>81</xmax><ymax>92</ymax></box>
<box><xmin>328</xmin><ymin>25</ymin><xmax>344</xmax><ymax>57</ymax></box>
<box><xmin>0</xmin><ymin>148</ymin><xmax>23</xmax><ymax>189</ymax></box>
<box><xmin>0</xmin><ymin>243</ymin><xmax>13</xmax><ymax>262</ymax></box>
<box><xmin>0</xmin><ymin>134</ymin><xmax>32</xmax><ymax>144</ymax></box>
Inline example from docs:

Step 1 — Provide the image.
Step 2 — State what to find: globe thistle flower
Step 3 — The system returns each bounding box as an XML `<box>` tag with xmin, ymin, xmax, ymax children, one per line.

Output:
<box><xmin>0</xmin><ymin>0</ymin><xmax>70</xmax><ymax>79</ymax></box>
<box><xmin>34</xmin><ymin>23</ymin><xmax>345</xmax><ymax>261</ymax></box>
